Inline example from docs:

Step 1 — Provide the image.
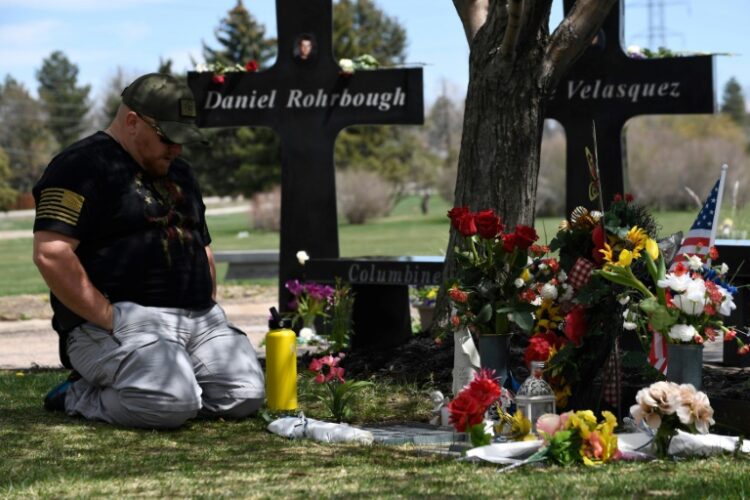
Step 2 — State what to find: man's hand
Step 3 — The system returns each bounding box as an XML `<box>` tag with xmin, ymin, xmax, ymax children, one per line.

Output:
<box><xmin>33</xmin><ymin>230</ymin><xmax>114</xmax><ymax>332</ymax></box>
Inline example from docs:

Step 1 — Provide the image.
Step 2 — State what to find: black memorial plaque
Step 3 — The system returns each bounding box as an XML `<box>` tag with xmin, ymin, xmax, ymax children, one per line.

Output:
<box><xmin>717</xmin><ymin>242</ymin><xmax>750</xmax><ymax>367</ymax></box>
<box><xmin>547</xmin><ymin>0</ymin><xmax>715</xmax><ymax>214</ymax></box>
<box><xmin>188</xmin><ymin>0</ymin><xmax>424</xmax><ymax>347</ymax></box>
<box><xmin>305</xmin><ymin>257</ymin><xmax>443</xmax><ymax>349</ymax></box>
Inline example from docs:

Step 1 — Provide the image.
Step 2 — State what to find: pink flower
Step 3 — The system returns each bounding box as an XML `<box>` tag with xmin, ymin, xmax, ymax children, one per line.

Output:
<box><xmin>739</xmin><ymin>345</ymin><xmax>750</xmax><ymax>356</ymax></box>
<box><xmin>725</xmin><ymin>330</ymin><xmax>737</xmax><ymax>342</ymax></box>
<box><xmin>536</xmin><ymin>413</ymin><xmax>562</xmax><ymax>436</ymax></box>
<box><xmin>212</xmin><ymin>74</ymin><xmax>225</xmax><ymax>84</ymax></box>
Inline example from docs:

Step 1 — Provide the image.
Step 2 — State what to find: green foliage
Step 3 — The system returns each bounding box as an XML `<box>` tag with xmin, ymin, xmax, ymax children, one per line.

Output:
<box><xmin>0</xmin><ymin>76</ymin><xmax>59</xmax><ymax>192</ymax></box>
<box><xmin>189</xmin><ymin>0</ymin><xmax>281</xmax><ymax>196</ymax></box>
<box><xmin>325</xmin><ymin>278</ymin><xmax>355</xmax><ymax>352</ymax></box>
<box><xmin>202</xmin><ymin>0</ymin><xmax>276</xmax><ymax>68</ymax></box>
<box><xmin>35</xmin><ymin>51</ymin><xmax>91</xmax><ymax>147</ymax></box>
<box><xmin>0</xmin><ymin>147</ymin><xmax>18</xmax><ymax>210</ymax></box>
<box><xmin>721</xmin><ymin>77</ymin><xmax>747</xmax><ymax>126</ymax></box>
<box><xmin>332</xmin><ymin>0</ymin><xmax>406</xmax><ymax>66</ymax></box>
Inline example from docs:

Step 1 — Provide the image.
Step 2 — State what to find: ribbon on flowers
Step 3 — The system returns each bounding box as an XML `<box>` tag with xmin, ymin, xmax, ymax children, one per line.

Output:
<box><xmin>568</xmin><ymin>257</ymin><xmax>596</xmax><ymax>290</ymax></box>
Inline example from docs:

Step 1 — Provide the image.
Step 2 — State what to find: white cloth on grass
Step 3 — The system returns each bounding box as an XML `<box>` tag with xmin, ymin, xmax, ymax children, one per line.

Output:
<box><xmin>268</xmin><ymin>414</ymin><xmax>374</xmax><ymax>445</ymax></box>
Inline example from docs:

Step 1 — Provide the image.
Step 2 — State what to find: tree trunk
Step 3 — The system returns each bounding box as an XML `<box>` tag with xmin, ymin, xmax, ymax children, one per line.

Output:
<box><xmin>439</xmin><ymin>3</ymin><xmax>548</xmax><ymax>314</ymax></box>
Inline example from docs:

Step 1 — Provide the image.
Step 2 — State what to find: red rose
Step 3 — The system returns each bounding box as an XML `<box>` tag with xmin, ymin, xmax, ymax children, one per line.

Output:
<box><xmin>625</xmin><ymin>193</ymin><xmax>634</xmax><ymax>202</ymax></box>
<box><xmin>709</xmin><ymin>246</ymin><xmax>719</xmax><ymax>260</ymax></box>
<box><xmin>211</xmin><ymin>74</ymin><xmax>225</xmax><ymax>84</ymax></box>
<box><xmin>245</xmin><ymin>60</ymin><xmax>259</xmax><ymax>72</ymax></box>
<box><xmin>613</xmin><ymin>193</ymin><xmax>623</xmax><ymax>203</ymax></box>
<box><xmin>447</xmin><ymin>206</ymin><xmax>470</xmax><ymax>230</ymax></box>
<box><xmin>563</xmin><ymin>305</ymin><xmax>586</xmax><ymax>346</ymax></box>
<box><xmin>447</xmin><ymin>392</ymin><xmax>485</xmax><ymax>432</ymax></box>
<box><xmin>503</xmin><ymin>233</ymin><xmax>517</xmax><ymax>252</ymax></box>
<box><xmin>474</xmin><ymin>209</ymin><xmax>503</xmax><ymax>240</ymax></box>
<box><xmin>514</xmin><ymin>225</ymin><xmax>538</xmax><ymax>250</ymax></box>
<box><xmin>456</xmin><ymin>213</ymin><xmax>477</xmax><ymax>237</ymax></box>
<box><xmin>591</xmin><ymin>224</ymin><xmax>606</xmax><ymax>264</ymax></box>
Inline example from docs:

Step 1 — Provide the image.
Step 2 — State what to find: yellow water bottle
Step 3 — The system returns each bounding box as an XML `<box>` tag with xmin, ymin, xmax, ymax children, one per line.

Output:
<box><xmin>265</xmin><ymin>307</ymin><xmax>297</xmax><ymax>411</ymax></box>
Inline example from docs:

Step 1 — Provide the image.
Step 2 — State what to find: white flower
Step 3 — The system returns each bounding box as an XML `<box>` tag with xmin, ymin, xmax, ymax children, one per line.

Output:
<box><xmin>560</xmin><ymin>284</ymin><xmax>575</xmax><ymax>302</ymax></box>
<box><xmin>557</xmin><ymin>270</ymin><xmax>567</xmax><ymax>283</ymax></box>
<box><xmin>339</xmin><ymin>58</ymin><xmax>354</xmax><ymax>73</ymax></box>
<box><xmin>622</xmin><ymin>309</ymin><xmax>638</xmax><ymax>330</ymax></box>
<box><xmin>514</xmin><ymin>278</ymin><xmax>525</xmax><ymax>288</ymax></box>
<box><xmin>626</xmin><ymin>44</ymin><xmax>642</xmax><ymax>55</ymax></box>
<box><xmin>296</xmin><ymin>250</ymin><xmax>310</xmax><ymax>266</ymax></box>
<box><xmin>668</xmin><ymin>323</ymin><xmax>698</xmax><ymax>342</ymax></box>
<box><xmin>195</xmin><ymin>63</ymin><xmax>209</xmax><ymax>72</ymax></box>
<box><xmin>531</xmin><ymin>296</ymin><xmax>542</xmax><ymax>307</ymax></box>
<box><xmin>527</xmin><ymin>256</ymin><xmax>534</xmax><ymax>266</ymax></box>
<box><xmin>657</xmin><ymin>272</ymin><xmax>691</xmax><ymax>292</ymax></box>
<box><xmin>718</xmin><ymin>287</ymin><xmax>737</xmax><ymax>316</ymax></box>
<box><xmin>538</xmin><ymin>262</ymin><xmax>548</xmax><ymax>271</ymax></box>
<box><xmin>618</xmin><ymin>295</ymin><xmax>631</xmax><ymax>306</ymax></box>
<box><xmin>687</xmin><ymin>254</ymin><xmax>704</xmax><ymax>271</ymax></box>
<box><xmin>541</xmin><ymin>283</ymin><xmax>558</xmax><ymax>300</ymax></box>
<box><xmin>719</xmin><ymin>263</ymin><xmax>729</xmax><ymax>276</ymax></box>
<box><xmin>672</xmin><ymin>279</ymin><xmax>707</xmax><ymax>316</ymax></box>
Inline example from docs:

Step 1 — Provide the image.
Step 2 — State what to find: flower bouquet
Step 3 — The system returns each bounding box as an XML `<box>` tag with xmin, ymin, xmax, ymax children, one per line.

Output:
<box><xmin>285</xmin><ymin>279</ymin><xmax>335</xmax><ymax>343</ymax></box>
<box><xmin>630</xmin><ymin>381</ymin><xmax>715</xmax><ymax>458</ymax></box>
<box><xmin>446</xmin><ymin>368</ymin><xmax>502</xmax><ymax>447</ymax></box>
<box><xmin>531</xmin><ymin>410</ymin><xmax>622</xmax><ymax>466</ymax></box>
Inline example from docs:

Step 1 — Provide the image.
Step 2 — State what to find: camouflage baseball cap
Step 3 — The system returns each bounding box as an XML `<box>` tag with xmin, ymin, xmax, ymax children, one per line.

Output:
<box><xmin>121</xmin><ymin>73</ymin><xmax>205</xmax><ymax>145</ymax></box>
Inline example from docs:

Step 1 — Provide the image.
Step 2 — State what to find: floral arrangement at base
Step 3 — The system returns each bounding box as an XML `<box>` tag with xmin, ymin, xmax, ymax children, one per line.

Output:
<box><xmin>307</xmin><ymin>353</ymin><xmax>372</xmax><ymax>422</ymax></box>
<box><xmin>530</xmin><ymin>410</ymin><xmax>622</xmax><ymax>466</ymax></box>
<box><xmin>445</xmin><ymin>207</ymin><xmax>541</xmax><ymax>337</ymax></box>
<box><xmin>523</xmin><ymin>195</ymin><xmax>662</xmax><ymax>409</ymax></box>
<box><xmin>446</xmin><ymin>368</ymin><xmax>502</xmax><ymax>447</ymax></box>
<box><xmin>630</xmin><ymin>381</ymin><xmax>715</xmax><ymax>458</ymax></box>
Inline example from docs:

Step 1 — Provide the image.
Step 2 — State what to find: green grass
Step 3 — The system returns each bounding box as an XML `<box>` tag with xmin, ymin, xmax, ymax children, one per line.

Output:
<box><xmin>0</xmin><ymin>197</ymin><xmax>743</xmax><ymax>296</ymax></box>
<box><xmin>2</xmin><ymin>370</ymin><xmax>750</xmax><ymax>498</ymax></box>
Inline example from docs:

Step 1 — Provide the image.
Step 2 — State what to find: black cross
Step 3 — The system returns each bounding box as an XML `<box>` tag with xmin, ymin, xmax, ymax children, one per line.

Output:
<box><xmin>188</xmin><ymin>0</ymin><xmax>423</xmax><ymax>309</ymax></box>
<box><xmin>546</xmin><ymin>0</ymin><xmax>715</xmax><ymax>214</ymax></box>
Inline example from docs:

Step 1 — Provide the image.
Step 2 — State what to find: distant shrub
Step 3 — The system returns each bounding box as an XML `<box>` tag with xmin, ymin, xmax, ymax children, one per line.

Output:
<box><xmin>336</xmin><ymin>170</ymin><xmax>394</xmax><ymax>224</ymax></box>
<box><xmin>249</xmin><ymin>185</ymin><xmax>281</xmax><ymax>231</ymax></box>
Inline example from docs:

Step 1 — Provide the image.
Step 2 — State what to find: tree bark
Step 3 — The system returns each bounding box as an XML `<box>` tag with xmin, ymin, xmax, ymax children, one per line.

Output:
<box><xmin>437</xmin><ymin>0</ymin><xmax>616</xmax><ymax>327</ymax></box>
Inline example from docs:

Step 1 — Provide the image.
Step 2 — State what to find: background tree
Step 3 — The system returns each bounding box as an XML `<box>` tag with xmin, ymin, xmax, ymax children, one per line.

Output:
<box><xmin>95</xmin><ymin>67</ymin><xmax>135</xmax><ymax>129</ymax></box>
<box><xmin>720</xmin><ymin>77</ymin><xmax>747</xmax><ymax>126</ymax></box>
<box><xmin>333</xmin><ymin>0</ymin><xmax>438</xmax><ymax>209</ymax></box>
<box><xmin>0</xmin><ymin>147</ymin><xmax>18</xmax><ymax>210</ymax></box>
<box><xmin>424</xmin><ymin>86</ymin><xmax>464</xmax><ymax>204</ymax></box>
<box><xmin>190</xmin><ymin>0</ymin><xmax>280</xmax><ymax>196</ymax></box>
<box><xmin>0</xmin><ymin>76</ymin><xmax>58</xmax><ymax>192</ymax></box>
<box><xmin>36</xmin><ymin>51</ymin><xmax>91</xmax><ymax>147</ymax></box>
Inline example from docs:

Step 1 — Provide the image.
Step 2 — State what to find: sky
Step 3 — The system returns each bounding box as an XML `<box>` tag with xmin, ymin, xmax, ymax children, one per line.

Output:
<box><xmin>0</xmin><ymin>0</ymin><xmax>748</xmax><ymax>108</ymax></box>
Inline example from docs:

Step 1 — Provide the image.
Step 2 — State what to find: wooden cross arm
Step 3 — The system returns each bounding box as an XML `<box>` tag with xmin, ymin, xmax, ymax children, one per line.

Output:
<box><xmin>540</xmin><ymin>0</ymin><xmax>617</xmax><ymax>94</ymax></box>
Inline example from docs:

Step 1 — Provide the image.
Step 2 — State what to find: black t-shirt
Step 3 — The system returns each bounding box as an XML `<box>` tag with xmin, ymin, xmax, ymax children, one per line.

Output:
<box><xmin>33</xmin><ymin>132</ymin><xmax>214</xmax><ymax>331</ymax></box>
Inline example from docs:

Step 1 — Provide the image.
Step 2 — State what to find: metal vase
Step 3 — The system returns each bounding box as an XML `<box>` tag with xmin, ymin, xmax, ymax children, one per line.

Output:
<box><xmin>666</xmin><ymin>343</ymin><xmax>703</xmax><ymax>390</ymax></box>
<box><xmin>478</xmin><ymin>334</ymin><xmax>511</xmax><ymax>387</ymax></box>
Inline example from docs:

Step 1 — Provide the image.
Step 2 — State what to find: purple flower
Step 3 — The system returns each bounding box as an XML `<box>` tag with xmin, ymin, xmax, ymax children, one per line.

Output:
<box><xmin>287</xmin><ymin>299</ymin><xmax>298</xmax><ymax>311</ymax></box>
<box><xmin>285</xmin><ymin>279</ymin><xmax>304</xmax><ymax>297</ymax></box>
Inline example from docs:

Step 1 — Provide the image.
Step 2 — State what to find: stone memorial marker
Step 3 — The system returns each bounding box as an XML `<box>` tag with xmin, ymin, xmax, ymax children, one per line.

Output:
<box><xmin>187</xmin><ymin>0</ymin><xmax>424</xmax><ymax>334</ymax></box>
<box><xmin>547</xmin><ymin>0</ymin><xmax>715</xmax><ymax>214</ymax></box>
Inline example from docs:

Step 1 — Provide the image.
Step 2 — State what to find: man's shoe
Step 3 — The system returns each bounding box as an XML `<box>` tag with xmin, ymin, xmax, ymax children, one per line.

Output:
<box><xmin>43</xmin><ymin>371</ymin><xmax>80</xmax><ymax>412</ymax></box>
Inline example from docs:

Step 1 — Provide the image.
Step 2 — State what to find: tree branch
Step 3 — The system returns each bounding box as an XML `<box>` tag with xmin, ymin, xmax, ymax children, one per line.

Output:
<box><xmin>498</xmin><ymin>0</ymin><xmax>524</xmax><ymax>60</ymax></box>
<box><xmin>452</xmin><ymin>0</ymin><xmax>490</xmax><ymax>44</ymax></box>
<box><xmin>540</xmin><ymin>0</ymin><xmax>617</xmax><ymax>93</ymax></box>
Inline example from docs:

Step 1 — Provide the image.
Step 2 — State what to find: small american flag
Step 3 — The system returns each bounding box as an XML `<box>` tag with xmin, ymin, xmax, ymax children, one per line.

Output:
<box><xmin>669</xmin><ymin>174</ymin><xmax>725</xmax><ymax>270</ymax></box>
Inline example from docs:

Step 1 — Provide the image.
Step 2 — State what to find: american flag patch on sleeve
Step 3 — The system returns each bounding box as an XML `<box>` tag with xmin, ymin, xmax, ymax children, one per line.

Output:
<box><xmin>36</xmin><ymin>188</ymin><xmax>85</xmax><ymax>226</ymax></box>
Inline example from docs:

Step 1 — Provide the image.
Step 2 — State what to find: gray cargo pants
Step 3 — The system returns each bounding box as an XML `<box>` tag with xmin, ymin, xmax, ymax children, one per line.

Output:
<box><xmin>63</xmin><ymin>301</ymin><xmax>265</xmax><ymax>429</ymax></box>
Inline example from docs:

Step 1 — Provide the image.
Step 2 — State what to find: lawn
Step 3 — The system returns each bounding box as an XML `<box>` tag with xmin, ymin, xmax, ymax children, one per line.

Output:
<box><xmin>0</xmin><ymin>196</ymin><xmax>741</xmax><ymax>296</ymax></box>
<box><xmin>2</xmin><ymin>370</ymin><xmax>750</xmax><ymax>498</ymax></box>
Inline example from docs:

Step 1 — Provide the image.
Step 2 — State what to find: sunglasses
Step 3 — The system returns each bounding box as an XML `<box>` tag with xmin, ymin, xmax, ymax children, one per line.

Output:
<box><xmin>135</xmin><ymin>112</ymin><xmax>177</xmax><ymax>146</ymax></box>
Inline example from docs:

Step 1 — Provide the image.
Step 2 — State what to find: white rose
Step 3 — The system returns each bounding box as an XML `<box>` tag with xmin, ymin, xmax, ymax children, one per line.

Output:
<box><xmin>296</xmin><ymin>250</ymin><xmax>310</xmax><ymax>266</ymax></box>
<box><xmin>514</xmin><ymin>278</ymin><xmax>525</xmax><ymax>288</ymax></box>
<box><xmin>339</xmin><ymin>58</ymin><xmax>354</xmax><ymax>73</ymax></box>
<box><xmin>687</xmin><ymin>255</ymin><xmax>704</xmax><ymax>271</ymax></box>
<box><xmin>668</xmin><ymin>324</ymin><xmax>698</xmax><ymax>342</ymax></box>
<box><xmin>541</xmin><ymin>283</ymin><xmax>558</xmax><ymax>300</ymax></box>
<box><xmin>657</xmin><ymin>273</ymin><xmax>691</xmax><ymax>292</ymax></box>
